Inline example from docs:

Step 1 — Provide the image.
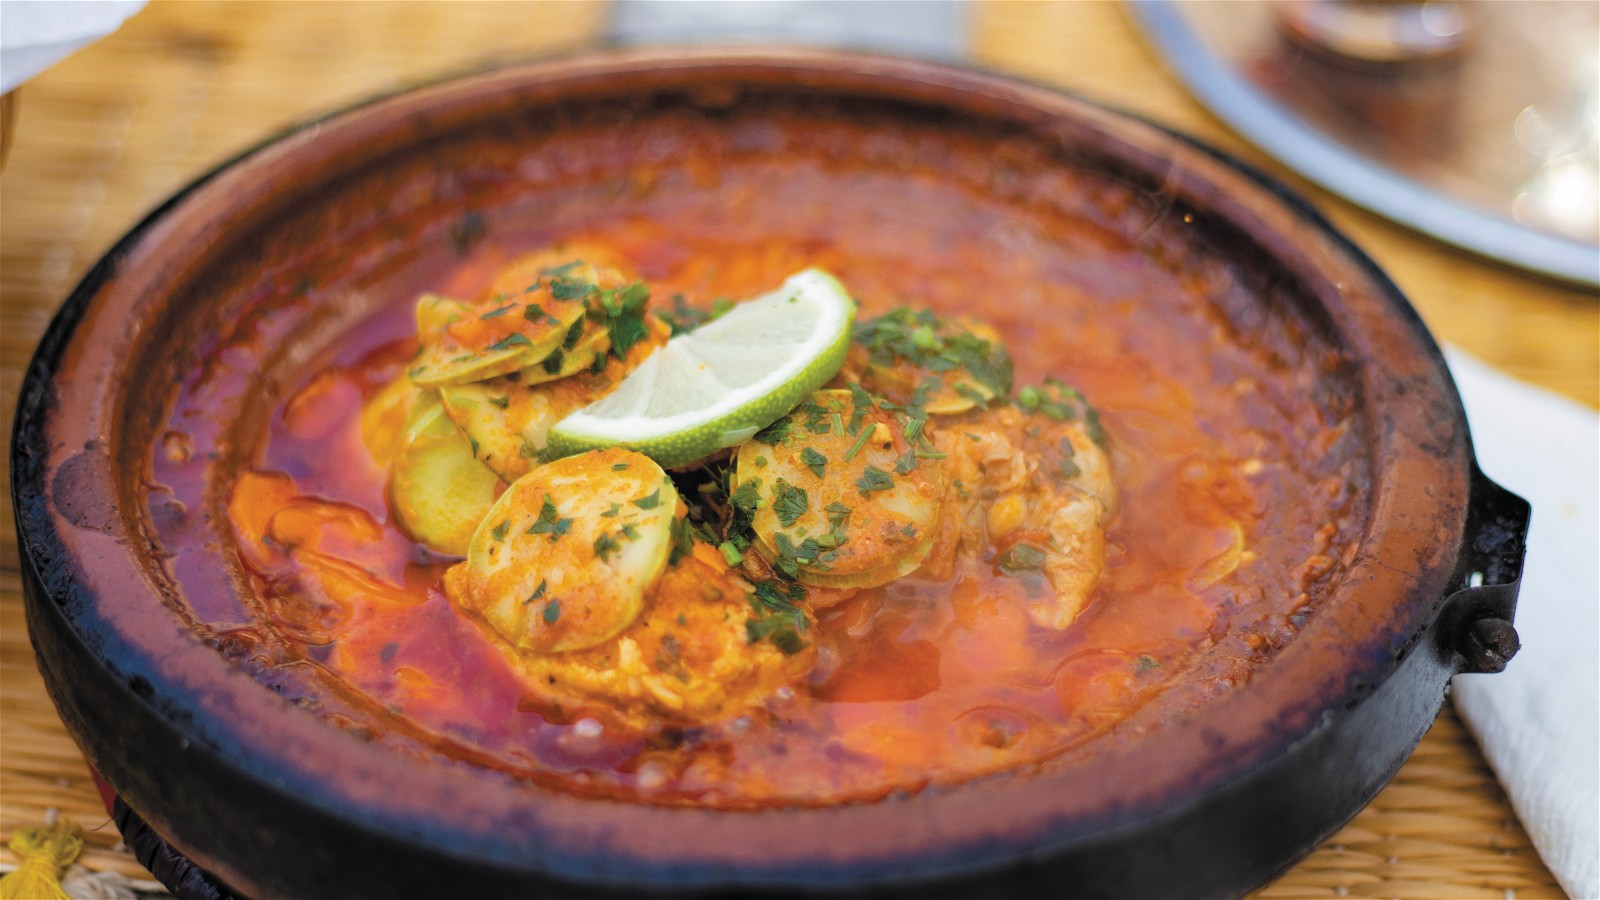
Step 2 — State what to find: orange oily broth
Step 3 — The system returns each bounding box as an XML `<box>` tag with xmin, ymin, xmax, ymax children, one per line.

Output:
<box><xmin>198</xmin><ymin>168</ymin><xmax>1363</xmax><ymax>805</ymax></box>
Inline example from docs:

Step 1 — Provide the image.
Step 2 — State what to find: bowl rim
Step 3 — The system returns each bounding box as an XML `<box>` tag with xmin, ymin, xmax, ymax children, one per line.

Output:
<box><xmin>12</xmin><ymin>46</ymin><xmax>1478</xmax><ymax>893</ymax></box>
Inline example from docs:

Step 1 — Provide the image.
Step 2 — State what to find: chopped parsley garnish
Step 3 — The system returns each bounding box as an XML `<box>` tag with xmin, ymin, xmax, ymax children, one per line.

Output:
<box><xmin>601</xmin><ymin>503</ymin><xmax>621</xmax><ymax>517</ymax></box>
<box><xmin>730</xmin><ymin>478</ymin><xmax>762</xmax><ymax>514</ymax></box>
<box><xmin>825</xmin><ymin>501</ymin><xmax>852</xmax><ymax>530</ymax></box>
<box><xmin>852</xmin><ymin>307</ymin><xmax>1013</xmax><ymax>398</ymax></box>
<box><xmin>526</xmin><ymin>495</ymin><xmax>573</xmax><ymax>539</ymax></box>
<box><xmin>612</xmin><ymin>462</ymin><xmax>629</xmax><ymax>471</ymax></box>
<box><xmin>771</xmin><ymin>479</ymin><xmax>809</xmax><ymax>528</ymax></box>
<box><xmin>487</xmin><ymin>332</ymin><xmax>532</xmax><ymax>352</ymax></box>
<box><xmin>856</xmin><ymin>465</ymin><xmax>894</xmax><ymax>496</ymax></box>
<box><xmin>800</xmin><ymin>447</ymin><xmax>827</xmax><ymax>478</ymax></box>
<box><xmin>480</xmin><ymin>303</ymin><xmax>517</xmax><ymax>320</ymax></box>
<box><xmin>893</xmin><ymin>450</ymin><xmax>918</xmax><ymax>475</ymax></box>
<box><xmin>746</xmin><ymin>580</ymin><xmax>810</xmax><ymax>655</ymax></box>
<box><xmin>562</xmin><ymin>320</ymin><xmax>584</xmax><ymax>350</ymax></box>
<box><xmin>997</xmin><ymin>542</ymin><xmax>1048</xmax><ymax>575</ymax></box>
<box><xmin>490</xmin><ymin>520</ymin><xmax>511</xmax><ymax>541</ymax></box>
<box><xmin>632</xmin><ymin>488</ymin><xmax>662</xmax><ymax>510</ymax></box>
<box><xmin>753</xmin><ymin>417</ymin><xmax>793</xmax><ymax>445</ymax></box>
<box><xmin>488</xmin><ymin>395</ymin><xmax>510</xmax><ymax>409</ymax></box>
<box><xmin>621</xmin><ymin>523</ymin><xmax>640</xmax><ymax>540</ymax></box>
<box><xmin>543</xmin><ymin>600</ymin><xmax>561</xmax><ymax>625</ymax></box>
<box><xmin>600</xmin><ymin>282</ymin><xmax>651</xmax><ymax>360</ymax></box>
<box><xmin>523</xmin><ymin>303</ymin><xmax>546</xmax><ymax>321</ymax></box>
<box><xmin>549</xmin><ymin>277</ymin><xmax>595</xmax><ymax>302</ymax></box>
<box><xmin>594</xmin><ymin>533</ymin><xmax>622</xmax><ymax>561</ymax></box>
<box><xmin>542</xmin><ymin>349</ymin><xmax>565</xmax><ymax>374</ymax></box>
<box><xmin>657</xmin><ymin>294</ymin><xmax>735</xmax><ymax>335</ymax></box>
<box><xmin>528</xmin><ymin>579</ymin><xmax>548</xmax><ymax>603</ymax></box>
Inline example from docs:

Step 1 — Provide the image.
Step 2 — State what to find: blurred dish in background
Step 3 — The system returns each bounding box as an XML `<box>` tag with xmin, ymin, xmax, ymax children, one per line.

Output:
<box><xmin>1133</xmin><ymin>0</ymin><xmax>1599</xmax><ymax>288</ymax></box>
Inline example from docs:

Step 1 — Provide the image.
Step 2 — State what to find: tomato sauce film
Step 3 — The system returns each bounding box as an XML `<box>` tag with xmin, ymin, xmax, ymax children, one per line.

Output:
<box><xmin>152</xmin><ymin>115</ymin><xmax>1369</xmax><ymax>807</ymax></box>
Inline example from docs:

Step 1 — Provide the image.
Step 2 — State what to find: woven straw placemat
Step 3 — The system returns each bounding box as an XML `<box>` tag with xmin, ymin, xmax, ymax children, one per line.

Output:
<box><xmin>0</xmin><ymin>3</ymin><xmax>1582</xmax><ymax>896</ymax></box>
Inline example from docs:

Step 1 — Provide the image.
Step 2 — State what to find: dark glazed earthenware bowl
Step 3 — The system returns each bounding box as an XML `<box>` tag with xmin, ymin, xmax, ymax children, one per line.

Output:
<box><xmin>12</xmin><ymin>49</ymin><xmax>1528</xmax><ymax>898</ymax></box>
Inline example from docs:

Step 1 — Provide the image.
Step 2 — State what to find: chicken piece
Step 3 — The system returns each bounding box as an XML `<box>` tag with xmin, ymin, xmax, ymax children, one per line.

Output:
<box><xmin>928</xmin><ymin>381</ymin><xmax>1114</xmax><ymax>629</ymax></box>
<box><xmin>843</xmin><ymin>308</ymin><xmax>1013</xmax><ymax>414</ymax></box>
<box><xmin>504</xmin><ymin>541</ymin><xmax>814</xmax><ymax>730</ymax></box>
<box><xmin>443</xmin><ymin>448</ymin><xmax>678</xmax><ymax>654</ymax></box>
<box><xmin>731</xmin><ymin>388</ymin><xmax>947</xmax><ymax>589</ymax></box>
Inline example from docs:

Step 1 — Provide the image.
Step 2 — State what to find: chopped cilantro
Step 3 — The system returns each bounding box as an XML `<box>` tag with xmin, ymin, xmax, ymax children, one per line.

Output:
<box><xmin>730</xmin><ymin>478</ymin><xmax>762</xmax><ymax>513</ymax></box>
<box><xmin>549</xmin><ymin>277</ymin><xmax>595</xmax><ymax>302</ymax></box>
<box><xmin>526</xmin><ymin>495</ymin><xmax>573</xmax><ymax>539</ymax></box>
<box><xmin>562</xmin><ymin>320</ymin><xmax>584</xmax><ymax>350</ymax></box>
<box><xmin>542</xmin><ymin>349</ymin><xmax>565</xmax><ymax>374</ymax></box>
<box><xmin>480</xmin><ymin>303</ymin><xmax>516</xmax><ymax>320</ymax></box>
<box><xmin>800</xmin><ymin>447</ymin><xmax>827</xmax><ymax>478</ymax></box>
<box><xmin>528</xmin><ymin>580</ymin><xmax>548</xmax><ymax>603</ymax></box>
<box><xmin>856</xmin><ymin>466</ymin><xmax>894</xmax><ymax>496</ymax></box>
<box><xmin>997</xmin><ymin>542</ymin><xmax>1048</xmax><ymax>575</ymax></box>
<box><xmin>771</xmin><ymin>479</ymin><xmax>809</xmax><ymax>528</ymax></box>
<box><xmin>632</xmin><ymin>488</ymin><xmax>662</xmax><ymax>510</ymax></box>
<box><xmin>601</xmin><ymin>503</ymin><xmax>621</xmax><ymax>518</ymax></box>
<box><xmin>594</xmin><ymin>533</ymin><xmax>622</xmax><ymax>561</ymax></box>
<box><xmin>543</xmin><ymin>600</ymin><xmax>561</xmax><ymax>625</ymax></box>
<box><xmin>753</xmin><ymin>417</ymin><xmax>793</xmax><ymax>445</ymax></box>
<box><xmin>603</xmin><ymin>282</ymin><xmax>651</xmax><ymax>360</ymax></box>
<box><xmin>523</xmin><ymin>303</ymin><xmax>546</xmax><ymax>321</ymax></box>
<box><xmin>487</xmin><ymin>332</ymin><xmax>532</xmax><ymax>352</ymax></box>
<box><xmin>490</xmin><ymin>520</ymin><xmax>510</xmax><ymax>541</ymax></box>
<box><xmin>893</xmin><ymin>450</ymin><xmax>918</xmax><ymax>475</ymax></box>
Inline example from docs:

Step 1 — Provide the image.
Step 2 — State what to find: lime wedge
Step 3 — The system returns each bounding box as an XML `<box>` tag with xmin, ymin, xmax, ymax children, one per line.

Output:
<box><xmin>547</xmin><ymin>268</ymin><xmax>856</xmax><ymax>468</ymax></box>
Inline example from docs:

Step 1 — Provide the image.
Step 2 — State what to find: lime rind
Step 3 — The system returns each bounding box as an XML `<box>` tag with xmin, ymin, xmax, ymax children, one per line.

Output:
<box><xmin>547</xmin><ymin>269</ymin><xmax>856</xmax><ymax>469</ymax></box>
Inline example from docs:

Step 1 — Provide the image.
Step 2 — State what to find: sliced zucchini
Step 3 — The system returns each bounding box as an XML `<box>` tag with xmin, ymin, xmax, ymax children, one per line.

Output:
<box><xmin>443</xmin><ymin>448</ymin><xmax>678</xmax><ymax>654</ymax></box>
<box><xmin>389</xmin><ymin>393</ymin><xmax>502</xmax><ymax>555</ymax></box>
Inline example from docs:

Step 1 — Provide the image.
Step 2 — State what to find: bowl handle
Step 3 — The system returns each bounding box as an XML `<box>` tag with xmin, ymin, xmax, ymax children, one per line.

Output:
<box><xmin>1438</xmin><ymin>466</ymin><xmax>1531</xmax><ymax>674</ymax></box>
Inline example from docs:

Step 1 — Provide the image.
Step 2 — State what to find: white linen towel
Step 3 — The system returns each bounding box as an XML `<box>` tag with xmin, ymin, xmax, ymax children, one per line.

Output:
<box><xmin>1447</xmin><ymin>348</ymin><xmax>1599</xmax><ymax>900</ymax></box>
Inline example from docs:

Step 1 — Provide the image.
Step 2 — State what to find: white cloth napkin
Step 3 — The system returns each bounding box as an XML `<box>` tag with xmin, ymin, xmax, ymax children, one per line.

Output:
<box><xmin>0</xmin><ymin>0</ymin><xmax>145</xmax><ymax>94</ymax></box>
<box><xmin>1447</xmin><ymin>348</ymin><xmax>1599</xmax><ymax>900</ymax></box>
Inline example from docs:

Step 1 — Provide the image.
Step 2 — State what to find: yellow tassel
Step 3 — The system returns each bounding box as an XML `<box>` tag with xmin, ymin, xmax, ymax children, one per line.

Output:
<box><xmin>0</xmin><ymin>819</ymin><xmax>82</xmax><ymax>900</ymax></box>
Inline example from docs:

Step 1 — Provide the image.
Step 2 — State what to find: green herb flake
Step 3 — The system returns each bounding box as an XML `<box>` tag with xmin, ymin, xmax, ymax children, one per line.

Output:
<box><xmin>601</xmin><ymin>503</ymin><xmax>621</xmax><ymax>518</ymax></box>
<box><xmin>856</xmin><ymin>466</ymin><xmax>894</xmax><ymax>496</ymax></box>
<box><xmin>997</xmin><ymin>542</ymin><xmax>1048</xmax><ymax>575</ymax></box>
<box><xmin>490</xmin><ymin>520</ymin><xmax>511</xmax><ymax>541</ymax></box>
<box><xmin>1136</xmin><ymin>655</ymin><xmax>1162</xmax><ymax>672</ymax></box>
<box><xmin>523</xmin><ymin>303</ymin><xmax>547</xmax><ymax>321</ymax></box>
<box><xmin>594</xmin><ymin>533</ymin><xmax>622</xmax><ymax>561</ymax></box>
<box><xmin>526</xmin><ymin>495</ymin><xmax>573</xmax><ymax>540</ymax></box>
<box><xmin>753</xmin><ymin>417</ymin><xmax>793</xmax><ymax>445</ymax></box>
<box><xmin>730</xmin><ymin>478</ymin><xmax>762</xmax><ymax>513</ymax></box>
<box><xmin>527</xmin><ymin>580</ymin><xmax>548</xmax><ymax>604</ymax></box>
<box><xmin>771</xmin><ymin>479</ymin><xmax>809</xmax><ymax>528</ymax></box>
<box><xmin>612</xmin><ymin>462</ymin><xmax>629</xmax><ymax>471</ymax></box>
<box><xmin>542</xmin><ymin>348</ymin><xmax>565</xmax><ymax>375</ymax></box>
<box><xmin>488</xmin><ymin>395</ymin><xmax>510</xmax><ymax>409</ymax></box>
<box><xmin>800</xmin><ymin>447</ymin><xmax>827</xmax><ymax>478</ymax></box>
<box><xmin>621</xmin><ymin>523</ymin><xmax>640</xmax><ymax>540</ymax></box>
<box><xmin>486</xmin><ymin>332</ymin><xmax>532</xmax><ymax>352</ymax></box>
<box><xmin>479</xmin><ymin>303</ymin><xmax>517</xmax><ymax>320</ymax></box>
<box><xmin>543</xmin><ymin>600</ymin><xmax>561</xmax><ymax>625</ymax></box>
<box><xmin>632</xmin><ymin>488</ymin><xmax>662</xmax><ymax>510</ymax></box>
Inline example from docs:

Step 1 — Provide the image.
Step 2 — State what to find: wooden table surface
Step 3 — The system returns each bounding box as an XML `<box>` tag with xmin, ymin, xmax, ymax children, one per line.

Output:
<box><xmin>1</xmin><ymin>3</ymin><xmax>1590</xmax><ymax>897</ymax></box>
